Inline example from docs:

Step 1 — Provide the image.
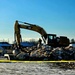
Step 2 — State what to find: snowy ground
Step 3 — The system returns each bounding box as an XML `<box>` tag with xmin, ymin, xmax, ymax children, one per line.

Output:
<box><xmin>0</xmin><ymin>62</ymin><xmax>75</xmax><ymax>75</ymax></box>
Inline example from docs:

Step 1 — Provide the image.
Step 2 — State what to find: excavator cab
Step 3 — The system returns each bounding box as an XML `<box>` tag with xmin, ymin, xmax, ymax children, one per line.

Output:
<box><xmin>47</xmin><ymin>34</ymin><xmax>69</xmax><ymax>47</ymax></box>
<box><xmin>47</xmin><ymin>34</ymin><xmax>57</xmax><ymax>47</ymax></box>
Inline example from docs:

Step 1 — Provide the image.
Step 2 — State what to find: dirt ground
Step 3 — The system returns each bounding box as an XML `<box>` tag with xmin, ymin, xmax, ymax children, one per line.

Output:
<box><xmin>0</xmin><ymin>62</ymin><xmax>75</xmax><ymax>75</ymax></box>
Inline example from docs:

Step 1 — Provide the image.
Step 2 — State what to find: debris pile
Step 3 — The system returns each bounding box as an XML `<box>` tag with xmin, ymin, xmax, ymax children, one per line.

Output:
<box><xmin>11</xmin><ymin>45</ymin><xmax>75</xmax><ymax>60</ymax></box>
<box><xmin>50</xmin><ymin>46</ymin><xmax>75</xmax><ymax>60</ymax></box>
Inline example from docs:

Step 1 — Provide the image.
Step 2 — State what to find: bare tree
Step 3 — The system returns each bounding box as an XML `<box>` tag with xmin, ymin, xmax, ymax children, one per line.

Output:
<box><xmin>71</xmin><ymin>38</ymin><xmax>75</xmax><ymax>43</ymax></box>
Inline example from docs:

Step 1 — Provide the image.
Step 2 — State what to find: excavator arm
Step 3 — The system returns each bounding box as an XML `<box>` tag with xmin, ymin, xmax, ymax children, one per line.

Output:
<box><xmin>14</xmin><ymin>20</ymin><xmax>48</xmax><ymax>46</ymax></box>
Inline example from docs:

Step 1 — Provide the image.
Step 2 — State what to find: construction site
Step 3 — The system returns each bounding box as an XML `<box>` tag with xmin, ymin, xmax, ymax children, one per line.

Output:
<box><xmin>0</xmin><ymin>18</ymin><xmax>74</xmax><ymax>75</ymax></box>
<box><xmin>1</xmin><ymin>0</ymin><xmax>75</xmax><ymax>75</ymax></box>
<box><xmin>0</xmin><ymin>9</ymin><xmax>75</xmax><ymax>75</ymax></box>
<box><xmin>0</xmin><ymin>20</ymin><xmax>75</xmax><ymax>61</ymax></box>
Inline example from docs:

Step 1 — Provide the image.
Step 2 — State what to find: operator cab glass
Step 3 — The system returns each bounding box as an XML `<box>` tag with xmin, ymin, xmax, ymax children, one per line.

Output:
<box><xmin>48</xmin><ymin>34</ymin><xmax>56</xmax><ymax>40</ymax></box>
<box><xmin>48</xmin><ymin>34</ymin><xmax>56</xmax><ymax>43</ymax></box>
<box><xmin>47</xmin><ymin>34</ymin><xmax>57</xmax><ymax>47</ymax></box>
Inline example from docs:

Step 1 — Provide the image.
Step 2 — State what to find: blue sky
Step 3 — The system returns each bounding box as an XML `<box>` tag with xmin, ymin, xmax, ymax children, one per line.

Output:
<box><xmin>0</xmin><ymin>0</ymin><xmax>75</xmax><ymax>43</ymax></box>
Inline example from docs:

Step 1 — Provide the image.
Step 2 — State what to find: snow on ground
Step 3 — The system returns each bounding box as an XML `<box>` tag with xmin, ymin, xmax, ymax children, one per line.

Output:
<box><xmin>0</xmin><ymin>62</ymin><xmax>75</xmax><ymax>75</ymax></box>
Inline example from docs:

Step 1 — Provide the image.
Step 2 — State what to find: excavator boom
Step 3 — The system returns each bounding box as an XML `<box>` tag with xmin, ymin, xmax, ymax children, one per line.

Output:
<box><xmin>14</xmin><ymin>20</ymin><xmax>48</xmax><ymax>46</ymax></box>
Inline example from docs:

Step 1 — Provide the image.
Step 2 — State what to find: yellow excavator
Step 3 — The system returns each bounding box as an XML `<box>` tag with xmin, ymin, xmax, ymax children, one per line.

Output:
<box><xmin>14</xmin><ymin>20</ymin><xmax>69</xmax><ymax>48</ymax></box>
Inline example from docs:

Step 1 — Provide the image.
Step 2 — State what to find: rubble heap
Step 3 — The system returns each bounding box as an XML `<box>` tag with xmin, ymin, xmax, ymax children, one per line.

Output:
<box><xmin>12</xmin><ymin>45</ymin><xmax>75</xmax><ymax>60</ymax></box>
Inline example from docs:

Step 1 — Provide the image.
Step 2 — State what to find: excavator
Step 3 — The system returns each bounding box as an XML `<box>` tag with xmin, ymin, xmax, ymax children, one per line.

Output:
<box><xmin>14</xmin><ymin>20</ymin><xmax>70</xmax><ymax>48</ymax></box>
<box><xmin>4</xmin><ymin>20</ymin><xmax>70</xmax><ymax>60</ymax></box>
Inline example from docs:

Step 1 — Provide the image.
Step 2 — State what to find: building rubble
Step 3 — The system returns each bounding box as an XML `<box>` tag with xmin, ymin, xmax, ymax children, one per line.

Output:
<box><xmin>11</xmin><ymin>45</ymin><xmax>75</xmax><ymax>60</ymax></box>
